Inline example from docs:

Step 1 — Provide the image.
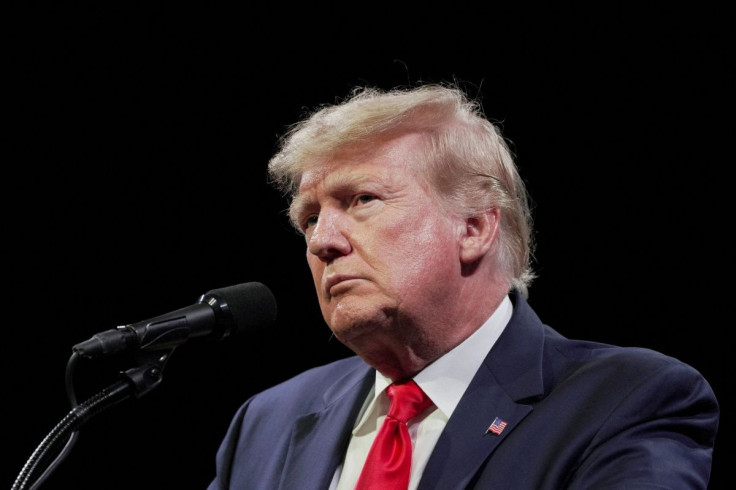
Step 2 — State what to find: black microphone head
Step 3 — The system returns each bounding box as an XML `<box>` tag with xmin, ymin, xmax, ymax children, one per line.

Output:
<box><xmin>199</xmin><ymin>282</ymin><xmax>277</xmax><ymax>340</ymax></box>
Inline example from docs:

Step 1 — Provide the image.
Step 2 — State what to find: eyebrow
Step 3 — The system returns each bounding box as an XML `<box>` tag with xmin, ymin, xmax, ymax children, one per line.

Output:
<box><xmin>289</xmin><ymin>194</ymin><xmax>312</xmax><ymax>227</ymax></box>
<box><xmin>289</xmin><ymin>171</ymin><xmax>393</xmax><ymax>224</ymax></box>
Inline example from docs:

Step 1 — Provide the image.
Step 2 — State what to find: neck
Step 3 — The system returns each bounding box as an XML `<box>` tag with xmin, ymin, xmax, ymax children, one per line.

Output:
<box><xmin>353</xmin><ymin>286</ymin><xmax>509</xmax><ymax>380</ymax></box>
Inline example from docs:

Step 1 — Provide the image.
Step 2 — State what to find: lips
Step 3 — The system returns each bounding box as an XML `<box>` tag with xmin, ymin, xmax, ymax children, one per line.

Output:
<box><xmin>324</xmin><ymin>274</ymin><xmax>362</xmax><ymax>296</ymax></box>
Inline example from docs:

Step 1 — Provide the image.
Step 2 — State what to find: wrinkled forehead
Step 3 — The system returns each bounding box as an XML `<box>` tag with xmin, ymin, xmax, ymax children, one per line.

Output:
<box><xmin>287</xmin><ymin>133</ymin><xmax>431</xmax><ymax>226</ymax></box>
<box><xmin>294</xmin><ymin>132</ymin><xmax>428</xmax><ymax>197</ymax></box>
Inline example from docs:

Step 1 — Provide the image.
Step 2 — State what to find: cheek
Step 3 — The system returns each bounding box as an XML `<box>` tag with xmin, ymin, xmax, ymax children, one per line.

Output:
<box><xmin>306</xmin><ymin>252</ymin><xmax>323</xmax><ymax>291</ymax></box>
<box><xmin>307</xmin><ymin>253</ymin><xmax>321</xmax><ymax>276</ymax></box>
<box><xmin>307</xmin><ymin>256</ymin><xmax>333</xmax><ymax>315</ymax></box>
<box><xmin>379</xmin><ymin>215</ymin><xmax>458</xmax><ymax>287</ymax></box>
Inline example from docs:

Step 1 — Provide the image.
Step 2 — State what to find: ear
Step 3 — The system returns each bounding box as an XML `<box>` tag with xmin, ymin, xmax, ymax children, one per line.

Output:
<box><xmin>459</xmin><ymin>207</ymin><xmax>500</xmax><ymax>264</ymax></box>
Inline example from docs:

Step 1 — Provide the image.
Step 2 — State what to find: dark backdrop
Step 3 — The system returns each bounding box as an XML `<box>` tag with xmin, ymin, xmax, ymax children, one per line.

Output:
<box><xmin>7</xmin><ymin>4</ymin><xmax>732</xmax><ymax>489</ymax></box>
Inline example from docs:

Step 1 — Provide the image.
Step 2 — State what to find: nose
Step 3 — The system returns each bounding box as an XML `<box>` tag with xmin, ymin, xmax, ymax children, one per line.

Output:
<box><xmin>307</xmin><ymin>207</ymin><xmax>352</xmax><ymax>261</ymax></box>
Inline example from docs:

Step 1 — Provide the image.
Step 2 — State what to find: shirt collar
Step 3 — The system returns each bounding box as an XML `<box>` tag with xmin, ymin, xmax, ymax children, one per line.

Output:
<box><xmin>414</xmin><ymin>295</ymin><xmax>512</xmax><ymax>418</ymax></box>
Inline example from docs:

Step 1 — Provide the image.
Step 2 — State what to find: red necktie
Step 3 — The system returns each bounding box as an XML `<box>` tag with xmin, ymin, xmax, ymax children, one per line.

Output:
<box><xmin>354</xmin><ymin>379</ymin><xmax>433</xmax><ymax>490</ymax></box>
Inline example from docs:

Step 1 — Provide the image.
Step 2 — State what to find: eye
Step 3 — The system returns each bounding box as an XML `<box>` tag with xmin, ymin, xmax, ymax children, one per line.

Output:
<box><xmin>303</xmin><ymin>215</ymin><xmax>318</xmax><ymax>230</ymax></box>
<box><xmin>355</xmin><ymin>194</ymin><xmax>376</xmax><ymax>205</ymax></box>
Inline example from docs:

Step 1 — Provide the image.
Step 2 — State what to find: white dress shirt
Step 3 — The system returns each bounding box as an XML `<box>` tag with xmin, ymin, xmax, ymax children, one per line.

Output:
<box><xmin>330</xmin><ymin>295</ymin><xmax>513</xmax><ymax>490</ymax></box>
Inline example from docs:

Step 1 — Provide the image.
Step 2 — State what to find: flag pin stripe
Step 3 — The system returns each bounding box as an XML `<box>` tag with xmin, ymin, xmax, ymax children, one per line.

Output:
<box><xmin>486</xmin><ymin>416</ymin><xmax>508</xmax><ymax>435</ymax></box>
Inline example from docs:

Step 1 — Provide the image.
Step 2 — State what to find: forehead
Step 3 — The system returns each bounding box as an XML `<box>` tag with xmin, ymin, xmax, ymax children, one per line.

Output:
<box><xmin>296</xmin><ymin>132</ymin><xmax>426</xmax><ymax>196</ymax></box>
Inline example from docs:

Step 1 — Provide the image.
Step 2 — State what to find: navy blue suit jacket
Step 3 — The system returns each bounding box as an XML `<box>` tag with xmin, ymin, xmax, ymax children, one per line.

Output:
<box><xmin>208</xmin><ymin>291</ymin><xmax>719</xmax><ymax>489</ymax></box>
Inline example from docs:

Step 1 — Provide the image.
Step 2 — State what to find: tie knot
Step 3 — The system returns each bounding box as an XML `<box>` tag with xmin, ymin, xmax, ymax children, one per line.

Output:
<box><xmin>386</xmin><ymin>380</ymin><xmax>433</xmax><ymax>423</ymax></box>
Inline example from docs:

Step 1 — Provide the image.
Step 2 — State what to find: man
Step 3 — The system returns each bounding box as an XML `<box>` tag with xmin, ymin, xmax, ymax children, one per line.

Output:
<box><xmin>208</xmin><ymin>84</ymin><xmax>719</xmax><ymax>489</ymax></box>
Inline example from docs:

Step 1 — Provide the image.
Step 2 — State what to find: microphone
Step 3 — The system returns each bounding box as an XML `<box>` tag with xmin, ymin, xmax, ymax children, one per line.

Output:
<box><xmin>72</xmin><ymin>282</ymin><xmax>277</xmax><ymax>359</ymax></box>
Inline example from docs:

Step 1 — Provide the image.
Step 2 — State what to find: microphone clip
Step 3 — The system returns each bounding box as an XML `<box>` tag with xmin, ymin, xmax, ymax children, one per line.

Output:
<box><xmin>119</xmin><ymin>349</ymin><xmax>174</xmax><ymax>399</ymax></box>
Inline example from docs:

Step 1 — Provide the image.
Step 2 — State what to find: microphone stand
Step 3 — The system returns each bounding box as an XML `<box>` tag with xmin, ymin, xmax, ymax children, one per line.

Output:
<box><xmin>12</xmin><ymin>349</ymin><xmax>175</xmax><ymax>490</ymax></box>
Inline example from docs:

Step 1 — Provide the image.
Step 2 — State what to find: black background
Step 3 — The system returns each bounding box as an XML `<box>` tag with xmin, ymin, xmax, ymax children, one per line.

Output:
<box><xmin>7</xmin><ymin>4</ymin><xmax>733</xmax><ymax>489</ymax></box>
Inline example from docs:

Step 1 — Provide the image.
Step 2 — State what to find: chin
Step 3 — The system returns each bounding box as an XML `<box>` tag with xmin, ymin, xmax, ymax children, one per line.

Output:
<box><xmin>326</xmin><ymin>305</ymin><xmax>392</xmax><ymax>345</ymax></box>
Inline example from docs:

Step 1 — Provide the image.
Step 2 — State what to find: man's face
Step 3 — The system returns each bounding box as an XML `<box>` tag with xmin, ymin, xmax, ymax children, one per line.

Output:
<box><xmin>291</xmin><ymin>133</ymin><xmax>463</xmax><ymax>352</ymax></box>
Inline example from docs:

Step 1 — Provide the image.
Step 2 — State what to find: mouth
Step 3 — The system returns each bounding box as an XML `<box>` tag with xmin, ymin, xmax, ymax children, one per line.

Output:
<box><xmin>324</xmin><ymin>274</ymin><xmax>362</xmax><ymax>296</ymax></box>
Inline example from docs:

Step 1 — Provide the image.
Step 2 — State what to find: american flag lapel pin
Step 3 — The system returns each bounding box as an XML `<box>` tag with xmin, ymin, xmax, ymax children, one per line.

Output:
<box><xmin>486</xmin><ymin>416</ymin><xmax>508</xmax><ymax>435</ymax></box>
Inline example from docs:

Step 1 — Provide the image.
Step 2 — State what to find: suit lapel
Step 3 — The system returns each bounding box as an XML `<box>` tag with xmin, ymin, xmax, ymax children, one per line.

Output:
<box><xmin>419</xmin><ymin>291</ymin><xmax>547</xmax><ymax>489</ymax></box>
<box><xmin>419</xmin><ymin>365</ymin><xmax>533</xmax><ymax>489</ymax></box>
<box><xmin>278</xmin><ymin>362</ymin><xmax>375</xmax><ymax>490</ymax></box>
